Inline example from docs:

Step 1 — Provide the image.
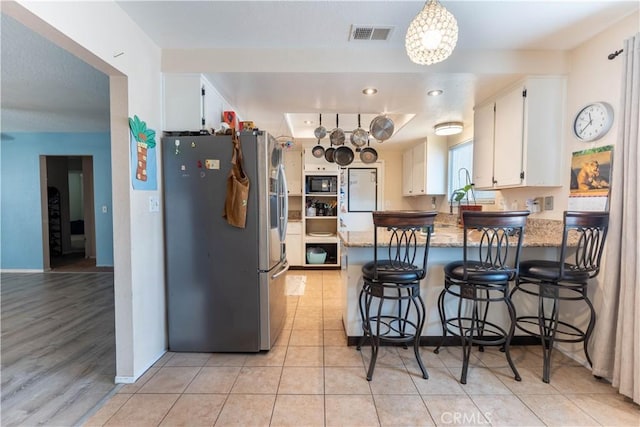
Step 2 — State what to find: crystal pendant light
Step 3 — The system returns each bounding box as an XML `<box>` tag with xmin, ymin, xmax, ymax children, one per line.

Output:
<box><xmin>405</xmin><ymin>0</ymin><xmax>459</xmax><ymax>65</ymax></box>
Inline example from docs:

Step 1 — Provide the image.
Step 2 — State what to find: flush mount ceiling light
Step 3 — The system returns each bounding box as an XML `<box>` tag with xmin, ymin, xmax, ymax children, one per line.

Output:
<box><xmin>303</xmin><ymin>120</ymin><xmax>313</xmax><ymax>125</ymax></box>
<box><xmin>362</xmin><ymin>87</ymin><xmax>378</xmax><ymax>95</ymax></box>
<box><xmin>405</xmin><ymin>0</ymin><xmax>458</xmax><ymax>65</ymax></box>
<box><xmin>427</xmin><ymin>89</ymin><xmax>443</xmax><ymax>96</ymax></box>
<box><xmin>434</xmin><ymin>121</ymin><xmax>463</xmax><ymax>136</ymax></box>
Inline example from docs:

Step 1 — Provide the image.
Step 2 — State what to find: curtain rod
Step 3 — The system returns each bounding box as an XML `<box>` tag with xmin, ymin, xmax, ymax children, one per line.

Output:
<box><xmin>608</xmin><ymin>49</ymin><xmax>624</xmax><ymax>60</ymax></box>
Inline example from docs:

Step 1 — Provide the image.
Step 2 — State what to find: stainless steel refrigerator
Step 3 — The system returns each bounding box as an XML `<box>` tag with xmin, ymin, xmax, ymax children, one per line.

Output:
<box><xmin>162</xmin><ymin>131</ymin><xmax>288</xmax><ymax>352</ymax></box>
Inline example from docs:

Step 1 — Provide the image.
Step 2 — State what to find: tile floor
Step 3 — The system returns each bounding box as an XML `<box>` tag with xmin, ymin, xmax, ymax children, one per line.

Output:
<box><xmin>84</xmin><ymin>270</ymin><xmax>639</xmax><ymax>426</ymax></box>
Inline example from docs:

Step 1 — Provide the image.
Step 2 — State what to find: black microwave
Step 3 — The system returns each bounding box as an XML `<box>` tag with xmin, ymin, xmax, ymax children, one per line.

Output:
<box><xmin>306</xmin><ymin>176</ymin><xmax>337</xmax><ymax>193</ymax></box>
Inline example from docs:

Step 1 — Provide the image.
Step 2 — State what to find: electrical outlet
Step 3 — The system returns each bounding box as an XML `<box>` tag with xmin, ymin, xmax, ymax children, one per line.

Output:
<box><xmin>544</xmin><ymin>196</ymin><xmax>554</xmax><ymax>211</ymax></box>
<box><xmin>149</xmin><ymin>196</ymin><xmax>160</xmax><ymax>213</ymax></box>
<box><xmin>534</xmin><ymin>197</ymin><xmax>544</xmax><ymax>212</ymax></box>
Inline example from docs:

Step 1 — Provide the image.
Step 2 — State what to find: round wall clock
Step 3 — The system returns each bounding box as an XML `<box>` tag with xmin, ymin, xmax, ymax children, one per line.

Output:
<box><xmin>573</xmin><ymin>102</ymin><xmax>614</xmax><ymax>142</ymax></box>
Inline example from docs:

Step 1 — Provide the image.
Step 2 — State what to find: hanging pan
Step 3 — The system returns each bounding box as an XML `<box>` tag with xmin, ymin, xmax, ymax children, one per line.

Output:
<box><xmin>350</xmin><ymin>114</ymin><xmax>368</xmax><ymax>148</ymax></box>
<box><xmin>369</xmin><ymin>114</ymin><xmax>394</xmax><ymax>142</ymax></box>
<box><xmin>360</xmin><ymin>137</ymin><xmax>378</xmax><ymax>164</ymax></box>
<box><xmin>324</xmin><ymin>141</ymin><xmax>336</xmax><ymax>163</ymax></box>
<box><xmin>329</xmin><ymin>114</ymin><xmax>345</xmax><ymax>146</ymax></box>
<box><xmin>334</xmin><ymin>145</ymin><xmax>354</xmax><ymax>167</ymax></box>
<box><xmin>313</xmin><ymin>113</ymin><xmax>327</xmax><ymax>140</ymax></box>
<box><xmin>311</xmin><ymin>141</ymin><xmax>325</xmax><ymax>158</ymax></box>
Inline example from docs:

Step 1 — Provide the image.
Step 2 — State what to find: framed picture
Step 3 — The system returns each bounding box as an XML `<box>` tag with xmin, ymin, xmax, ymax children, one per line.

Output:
<box><xmin>569</xmin><ymin>145</ymin><xmax>613</xmax><ymax>197</ymax></box>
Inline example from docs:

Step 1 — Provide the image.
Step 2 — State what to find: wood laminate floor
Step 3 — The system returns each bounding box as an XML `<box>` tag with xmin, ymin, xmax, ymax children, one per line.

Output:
<box><xmin>1</xmin><ymin>272</ymin><xmax>116</xmax><ymax>426</ymax></box>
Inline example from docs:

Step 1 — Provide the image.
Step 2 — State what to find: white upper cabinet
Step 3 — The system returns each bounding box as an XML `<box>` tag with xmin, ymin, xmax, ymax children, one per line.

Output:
<box><xmin>284</xmin><ymin>150</ymin><xmax>302</xmax><ymax>195</ymax></box>
<box><xmin>402</xmin><ymin>139</ymin><xmax>447</xmax><ymax>196</ymax></box>
<box><xmin>303</xmin><ymin>148</ymin><xmax>339</xmax><ymax>172</ymax></box>
<box><xmin>472</xmin><ymin>102</ymin><xmax>495</xmax><ymax>189</ymax></box>
<box><xmin>473</xmin><ymin>76</ymin><xmax>566</xmax><ymax>189</ymax></box>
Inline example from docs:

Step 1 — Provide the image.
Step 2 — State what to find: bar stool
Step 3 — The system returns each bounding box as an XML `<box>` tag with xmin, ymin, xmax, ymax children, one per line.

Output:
<box><xmin>356</xmin><ymin>210</ymin><xmax>437</xmax><ymax>381</ymax></box>
<box><xmin>511</xmin><ymin>211</ymin><xmax>609</xmax><ymax>383</ymax></box>
<box><xmin>434</xmin><ymin>210</ymin><xmax>529</xmax><ymax>384</ymax></box>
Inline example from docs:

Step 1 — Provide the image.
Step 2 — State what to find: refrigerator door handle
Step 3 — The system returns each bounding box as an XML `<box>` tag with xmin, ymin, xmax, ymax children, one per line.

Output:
<box><xmin>272</xmin><ymin>259</ymin><xmax>289</xmax><ymax>279</ymax></box>
<box><xmin>277</xmin><ymin>164</ymin><xmax>288</xmax><ymax>243</ymax></box>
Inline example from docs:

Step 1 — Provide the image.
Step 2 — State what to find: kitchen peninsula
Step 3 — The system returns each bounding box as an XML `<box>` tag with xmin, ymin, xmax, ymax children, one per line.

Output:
<box><xmin>339</xmin><ymin>214</ymin><xmax>564</xmax><ymax>341</ymax></box>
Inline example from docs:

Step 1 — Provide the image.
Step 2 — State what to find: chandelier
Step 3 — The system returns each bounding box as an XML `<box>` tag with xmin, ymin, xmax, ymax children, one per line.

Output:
<box><xmin>405</xmin><ymin>0</ymin><xmax>458</xmax><ymax>65</ymax></box>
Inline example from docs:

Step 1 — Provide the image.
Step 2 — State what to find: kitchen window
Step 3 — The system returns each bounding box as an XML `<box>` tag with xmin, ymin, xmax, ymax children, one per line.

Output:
<box><xmin>448</xmin><ymin>141</ymin><xmax>495</xmax><ymax>203</ymax></box>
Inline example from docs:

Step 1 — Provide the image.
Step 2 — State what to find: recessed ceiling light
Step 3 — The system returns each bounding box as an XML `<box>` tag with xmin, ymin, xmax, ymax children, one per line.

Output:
<box><xmin>362</xmin><ymin>87</ymin><xmax>378</xmax><ymax>95</ymax></box>
<box><xmin>303</xmin><ymin>120</ymin><xmax>313</xmax><ymax>125</ymax></box>
<box><xmin>427</xmin><ymin>89</ymin><xmax>443</xmax><ymax>96</ymax></box>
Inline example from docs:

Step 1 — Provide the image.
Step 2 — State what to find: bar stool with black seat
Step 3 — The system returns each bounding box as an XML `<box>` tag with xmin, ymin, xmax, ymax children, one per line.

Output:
<box><xmin>434</xmin><ymin>210</ymin><xmax>530</xmax><ymax>384</ymax></box>
<box><xmin>356</xmin><ymin>210</ymin><xmax>437</xmax><ymax>381</ymax></box>
<box><xmin>510</xmin><ymin>211</ymin><xmax>609</xmax><ymax>383</ymax></box>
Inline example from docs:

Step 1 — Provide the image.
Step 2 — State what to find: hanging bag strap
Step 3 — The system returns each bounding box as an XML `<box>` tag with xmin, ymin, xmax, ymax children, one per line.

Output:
<box><xmin>223</xmin><ymin>133</ymin><xmax>250</xmax><ymax>228</ymax></box>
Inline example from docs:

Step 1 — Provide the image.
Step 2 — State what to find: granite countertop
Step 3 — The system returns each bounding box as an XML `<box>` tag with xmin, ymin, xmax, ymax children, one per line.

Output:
<box><xmin>339</xmin><ymin>217</ymin><xmax>564</xmax><ymax>248</ymax></box>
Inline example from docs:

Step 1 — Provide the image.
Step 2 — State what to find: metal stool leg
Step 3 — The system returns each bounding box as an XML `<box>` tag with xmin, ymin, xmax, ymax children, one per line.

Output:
<box><xmin>538</xmin><ymin>287</ymin><xmax>560</xmax><ymax>383</ymax></box>
<box><xmin>412</xmin><ymin>291</ymin><xmax>428</xmax><ymax>379</ymax></box>
<box><xmin>433</xmin><ymin>287</ymin><xmax>448</xmax><ymax>354</ymax></box>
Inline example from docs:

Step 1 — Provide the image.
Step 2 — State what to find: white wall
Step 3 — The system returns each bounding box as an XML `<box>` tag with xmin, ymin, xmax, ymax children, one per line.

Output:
<box><xmin>8</xmin><ymin>0</ymin><xmax>165</xmax><ymax>382</ymax></box>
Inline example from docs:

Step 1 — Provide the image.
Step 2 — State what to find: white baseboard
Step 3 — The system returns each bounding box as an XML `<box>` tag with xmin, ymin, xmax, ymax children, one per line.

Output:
<box><xmin>0</xmin><ymin>269</ymin><xmax>44</xmax><ymax>273</ymax></box>
<box><xmin>114</xmin><ymin>348</ymin><xmax>168</xmax><ymax>384</ymax></box>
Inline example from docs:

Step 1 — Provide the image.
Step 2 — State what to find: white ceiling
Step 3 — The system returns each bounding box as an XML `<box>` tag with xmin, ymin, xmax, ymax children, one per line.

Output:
<box><xmin>2</xmin><ymin>1</ymin><xmax>638</xmax><ymax>147</ymax></box>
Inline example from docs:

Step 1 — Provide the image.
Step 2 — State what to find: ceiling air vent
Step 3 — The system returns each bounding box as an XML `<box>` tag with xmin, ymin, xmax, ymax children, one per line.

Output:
<box><xmin>349</xmin><ymin>25</ymin><xmax>393</xmax><ymax>41</ymax></box>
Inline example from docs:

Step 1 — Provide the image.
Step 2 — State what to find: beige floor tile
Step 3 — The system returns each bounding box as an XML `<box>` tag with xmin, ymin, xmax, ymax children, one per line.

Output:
<box><xmin>517</xmin><ymin>394</ymin><xmax>599</xmax><ymax>426</ymax></box>
<box><xmin>323</xmin><ymin>298</ymin><xmax>343</xmax><ymax>309</ymax></box>
<box><xmin>324</xmin><ymin>317</ymin><xmax>345</xmax><ymax>330</ymax></box>
<box><xmin>205</xmin><ymin>352</ymin><xmax>248</xmax><ymax>367</ymax></box>
<box><xmin>369</xmin><ymin>365</ymin><xmax>419</xmax><ymax>395</ymax></box>
<box><xmin>446</xmin><ymin>366</ymin><xmax>513</xmax><ymax>395</ymax></box>
<box><xmin>231</xmin><ymin>366</ymin><xmax>282</xmax><ymax>394</ymax></box>
<box><xmin>273</xmin><ymin>328</ymin><xmax>292</xmax><ymax>347</ymax></box>
<box><xmin>325</xmin><ymin>394</ymin><xmax>380</xmax><ymax>427</ymax></box>
<box><xmin>152</xmin><ymin>352</ymin><xmax>176</xmax><ymax>368</ymax></box>
<box><xmin>117</xmin><ymin>367</ymin><xmax>159</xmax><ymax>394</ymax></box>
<box><xmin>433</xmin><ymin>346</ymin><xmax>481</xmax><ymax>368</ymax></box>
<box><xmin>472</xmin><ymin>346</ymin><xmax>521</xmax><ymax>369</ymax></box>
<box><xmin>324</xmin><ymin>367</ymin><xmax>372</xmax><ymax>394</ymax></box>
<box><xmin>293</xmin><ymin>316</ymin><xmax>324</xmax><ymax>330</ymax></box>
<box><xmin>493</xmin><ymin>366</ymin><xmax>562</xmax><ymax>395</ymax></box>
<box><xmin>470</xmin><ymin>395</ymin><xmax>545</xmax><ymax>426</ymax></box>
<box><xmin>323</xmin><ymin>307</ymin><xmax>343</xmax><ymax>319</ymax></box>
<box><xmin>374</xmin><ymin>394</ymin><xmax>435</xmax><ymax>426</ymax></box>
<box><xmin>104</xmin><ymin>394</ymin><xmax>179</xmax><ymax>426</ymax></box>
<box><xmin>284</xmin><ymin>346</ymin><xmax>324</xmax><ymax>366</ymax></box>
<box><xmin>289</xmin><ymin>328</ymin><xmax>323</xmax><ymax>346</ymax></box>
<box><xmin>545</xmin><ymin>365</ymin><xmax>618</xmax><ymax>394</ymax></box>
<box><xmin>244</xmin><ymin>345</ymin><xmax>287</xmax><ymax>367</ymax></box>
<box><xmin>159</xmin><ymin>394</ymin><xmax>226</xmax><ymax>426</ymax></box>
<box><xmin>214</xmin><ymin>394</ymin><xmax>276</xmax><ymax>427</ymax></box>
<box><xmin>298</xmin><ymin>296</ymin><xmax>323</xmax><ymax>308</ymax></box>
<box><xmin>324</xmin><ymin>346</ymin><xmax>365</xmax><ymax>367</ymax></box>
<box><xmin>83</xmin><ymin>393</ymin><xmax>132</xmax><ymax>426</ymax></box>
<box><xmin>278</xmin><ymin>367</ymin><xmax>324</xmax><ymax>394</ymax></box>
<box><xmin>164</xmin><ymin>352</ymin><xmax>212</xmax><ymax>367</ymax></box>
<box><xmin>423</xmin><ymin>394</ymin><xmax>490</xmax><ymax>427</ymax></box>
<box><xmin>271</xmin><ymin>395</ymin><xmax>325</xmax><ymax>427</ymax></box>
<box><xmin>296</xmin><ymin>305</ymin><xmax>323</xmax><ymax>317</ymax></box>
<box><xmin>138</xmin><ymin>367</ymin><xmax>200</xmax><ymax>394</ymax></box>
<box><xmin>184</xmin><ymin>367</ymin><xmax>241</xmax><ymax>394</ymax></box>
<box><xmin>411</xmin><ymin>347</ymin><xmax>447</xmax><ymax>368</ymax></box>
<box><xmin>412</xmin><ymin>367</ymin><xmax>465</xmax><ymax>396</ymax></box>
<box><xmin>360</xmin><ymin>346</ymin><xmax>406</xmax><ymax>368</ymax></box>
<box><xmin>324</xmin><ymin>329</ymin><xmax>347</xmax><ymax>346</ymax></box>
<box><xmin>565</xmin><ymin>393</ymin><xmax>640</xmax><ymax>426</ymax></box>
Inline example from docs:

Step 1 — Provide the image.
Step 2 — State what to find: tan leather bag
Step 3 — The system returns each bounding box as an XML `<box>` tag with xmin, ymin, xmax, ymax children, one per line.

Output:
<box><xmin>223</xmin><ymin>133</ymin><xmax>250</xmax><ymax>228</ymax></box>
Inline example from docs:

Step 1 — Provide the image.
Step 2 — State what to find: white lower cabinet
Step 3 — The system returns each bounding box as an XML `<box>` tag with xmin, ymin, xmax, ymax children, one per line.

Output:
<box><xmin>285</xmin><ymin>221</ymin><xmax>302</xmax><ymax>266</ymax></box>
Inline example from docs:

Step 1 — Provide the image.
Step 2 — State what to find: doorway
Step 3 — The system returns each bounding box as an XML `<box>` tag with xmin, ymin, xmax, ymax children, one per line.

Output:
<box><xmin>41</xmin><ymin>155</ymin><xmax>101</xmax><ymax>272</ymax></box>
